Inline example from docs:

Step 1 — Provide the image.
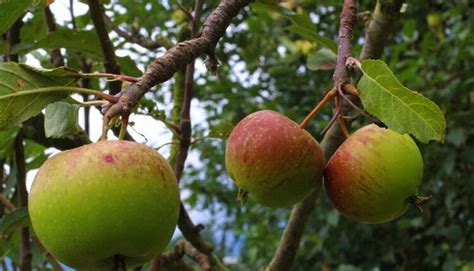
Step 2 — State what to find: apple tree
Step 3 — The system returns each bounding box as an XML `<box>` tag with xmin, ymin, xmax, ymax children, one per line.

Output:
<box><xmin>0</xmin><ymin>0</ymin><xmax>473</xmax><ymax>270</ymax></box>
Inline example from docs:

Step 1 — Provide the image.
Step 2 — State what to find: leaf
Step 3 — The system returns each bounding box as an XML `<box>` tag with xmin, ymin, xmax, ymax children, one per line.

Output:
<box><xmin>44</xmin><ymin>102</ymin><xmax>81</xmax><ymax>138</ymax></box>
<box><xmin>10</xmin><ymin>29</ymin><xmax>102</xmax><ymax>58</ymax></box>
<box><xmin>0</xmin><ymin>62</ymin><xmax>81</xmax><ymax>131</ymax></box>
<box><xmin>251</xmin><ymin>1</ymin><xmax>337</xmax><ymax>52</ymax></box>
<box><xmin>286</xmin><ymin>25</ymin><xmax>337</xmax><ymax>53</ymax></box>
<box><xmin>0</xmin><ymin>207</ymin><xmax>31</xmax><ymax>236</ymax></box>
<box><xmin>307</xmin><ymin>48</ymin><xmax>337</xmax><ymax>71</ymax></box>
<box><xmin>357</xmin><ymin>60</ymin><xmax>446</xmax><ymax>143</ymax></box>
<box><xmin>208</xmin><ymin>120</ymin><xmax>235</xmax><ymax>139</ymax></box>
<box><xmin>0</xmin><ymin>126</ymin><xmax>20</xmax><ymax>159</ymax></box>
<box><xmin>0</xmin><ymin>0</ymin><xmax>34</xmax><ymax>35</ymax></box>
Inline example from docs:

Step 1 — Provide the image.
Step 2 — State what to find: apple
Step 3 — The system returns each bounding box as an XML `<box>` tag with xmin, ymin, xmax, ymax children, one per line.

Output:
<box><xmin>28</xmin><ymin>140</ymin><xmax>180</xmax><ymax>270</ymax></box>
<box><xmin>324</xmin><ymin>124</ymin><xmax>424</xmax><ymax>224</ymax></box>
<box><xmin>225</xmin><ymin>110</ymin><xmax>325</xmax><ymax>207</ymax></box>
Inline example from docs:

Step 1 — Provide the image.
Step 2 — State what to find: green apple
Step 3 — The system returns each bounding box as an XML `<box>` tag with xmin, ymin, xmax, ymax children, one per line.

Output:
<box><xmin>225</xmin><ymin>110</ymin><xmax>325</xmax><ymax>207</ymax></box>
<box><xmin>324</xmin><ymin>124</ymin><xmax>424</xmax><ymax>224</ymax></box>
<box><xmin>29</xmin><ymin>140</ymin><xmax>180</xmax><ymax>270</ymax></box>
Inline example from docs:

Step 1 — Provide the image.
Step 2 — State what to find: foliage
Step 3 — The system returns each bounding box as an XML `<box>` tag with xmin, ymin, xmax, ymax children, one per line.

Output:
<box><xmin>0</xmin><ymin>0</ymin><xmax>472</xmax><ymax>270</ymax></box>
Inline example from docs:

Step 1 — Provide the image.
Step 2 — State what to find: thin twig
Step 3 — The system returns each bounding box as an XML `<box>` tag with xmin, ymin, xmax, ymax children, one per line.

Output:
<box><xmin>15</xmin><ymin>130</ymin><xmax>32</xmax><ymax>271</ymax></box>
<box><xmin>103</xmin><ymin>13</ymin><xmax>174</xmax><ymax>50</ymax></box>
<box><xmin>87</xmin><ymin>0</ymin><xmax>122</xmax><ymax>95</ymax></box>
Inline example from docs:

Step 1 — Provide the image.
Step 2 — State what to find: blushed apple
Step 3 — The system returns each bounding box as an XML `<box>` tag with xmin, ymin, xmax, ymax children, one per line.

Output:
<box><xmin>324</xmin><ymin>124</ymin><xmax>424</xmax><ymax>224</ymax></box>
<box><xmin>225</xmin><ymin>110</ymin><xmax>325</xmax><ymax>207</ymax></box>
<box><xmin>29</xmin><ymin>140</ymin><xmax>180</xmax><ymax>270</ymax></box>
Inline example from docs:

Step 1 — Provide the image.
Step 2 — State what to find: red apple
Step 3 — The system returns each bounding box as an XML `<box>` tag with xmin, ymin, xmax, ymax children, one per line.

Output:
<box><xmin>225</xmin><ymin>110</ymin><xmax>325</xmax><ymax>207</ymax></box>
<box><xmin>29</xmin><ymin>140</ymin><xmax>180</xmax><ymax>269</ymax></box>
<box><xmin>324</xmin><ymin>124</ymin><xmax>424</xmax><ymax>224</ymax></box>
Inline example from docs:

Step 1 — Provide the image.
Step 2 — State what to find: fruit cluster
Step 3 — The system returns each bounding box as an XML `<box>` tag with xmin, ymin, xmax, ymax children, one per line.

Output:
<box><xmin>28</xmin><ymin>110</ymin><xmax>424</xmax><ymax>270</ymax></box>
<box><xmin>225</xmin><ymin>110</ymin><xmax>424</xmax><ymax>224</ymax></box>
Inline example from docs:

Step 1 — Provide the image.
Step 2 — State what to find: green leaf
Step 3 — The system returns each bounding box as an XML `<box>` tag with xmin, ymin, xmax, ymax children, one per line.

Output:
<box><xmin>117</xmin><ymin>56</ymin><xmax>143</xmax><ymax>77</ymax></box>
<box><xmin>286</xmin><ymin>25</ymin><xmax>337</xmax><ymax>53</ymax></box>
<box><xmin>357</xmin><ymin>60</ymin><xmax>446</xmax><ymax>143</ymax></box>
<box><xmin>208</xmin><ymin>120</ymin><xmax>235</xmax><ymax>139</ymax></box>
<box><xmin>251</xmin><ymin>1</ymin><xmax>337</xmax><ymax>53</ymax></box>
<box><xmin>11</xmin><ymin>29</ymin><xmax>102</xmax><ymax>58</ymax></box>
<box><xmin>307</xmin><ymin>48</ymin><xmax>337</xmax><ymax>71</ymax></box>
<box><xmin>0</xmin><ymin>0</ymin><xmax>34</xmax><ymax>35</ymax></box>
<box><xmin>0</xmin><ymin>126</ymin><xmax>20</xmax><ymax>159</ymax></box>
<box><xmin>0</xmin><ymin>62</ymin><xmax>81</xmax><ymax>131</ymax></box>
<box><xmin>44</xmin><ymin>102</ymin><xmax>81</xmax><ymax>138</ymax></box>
<box><xmin>0</xmin><ymin>207</ymin><xmax>31</xmax><ymax>236</ymax></box>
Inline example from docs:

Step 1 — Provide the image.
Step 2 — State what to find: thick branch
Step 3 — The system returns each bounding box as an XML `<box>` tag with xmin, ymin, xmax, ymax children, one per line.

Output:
<box><xmin>360</xmin><ymin>0</ymin><xmax>403</xmax><ymax>59</ymax></box>
<box><xmin>174</xmin><ymin>0</ymin><xmax>203</xmax><ymax>182</ymax></box>
<box><xmin>267</xmin><ymin>1</ymin><xmax>405</xmax><ymax>270</ymax></box>
<box><xmin>87</xmin><ymin>0</ymin><xmax>122</xmax><ymax>95</ymax></box>
<box><xmin>15</xmin><ymin>130</ymin><xmax>32</xmax><ymax>271</ymax></box>
<box><xmin>103</xmin><ymin>0</ymin><xmax>253</xmax><ymax>121</ymax></box>
<box><xmin>103</xmin><ymin>14</ymin><xmax>174</xmax><ymax>50</ymax></box>
<box><xmin>332</xmin><ymin>0</ymin><xmax>357</xmax><ymax>83</ymax></box>
<box><xmin>266</xmin><ymin>187</ymin><xmax>320</xmax><ymax>270</ymax></box>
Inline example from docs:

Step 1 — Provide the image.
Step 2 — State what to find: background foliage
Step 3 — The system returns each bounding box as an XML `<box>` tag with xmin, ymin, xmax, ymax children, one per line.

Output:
<box><xmin>0</xmin><ymin>0</ymin><xmax>473</xmax><ymax>270</ymax></box>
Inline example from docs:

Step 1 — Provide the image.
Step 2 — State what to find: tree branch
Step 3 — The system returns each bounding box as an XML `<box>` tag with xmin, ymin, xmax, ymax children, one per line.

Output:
<box><xmin>102</xmin><ymin>0</ymin><xmax>254</xmax><ymax>123</ymax></box>
<box><xmin>87</xmin><ymin>0</ymin><xmax>122</xmax><ymax>95</ymax></box>
<box><xmin>43</xmin><ymin>6</ymin><xmax>65</xmax><ymax>67</ymax></box>
<box><xmin>266</xmin><ymin>0</ymin><xmax>404</xmax><ymax>269</ymax></box>
<box><xmin>332</xmin><ymin>0</ymin><xmax>357</xmax><ymax>84</ymax></box>
<box><xmin>103</xmin><ymin>14</ymin><xmax>174</xmax><ymax>50</ymax></box>
<box><xmin>174</xmin><ymin>0</ymin><xmax>203</xmax><ymax>182</ymax></box>
<box><xmin>360</xmin><ymin>0</ymin><xmax>403</xmax><ymax>60</ymax></box>
<box><xmin>15</xmin><ymin>130</ymin><xmax>32</xmax><ymax>271</ymax></box>
<box><xmin>0</xmin><ymin>159</ymin><xmax>5</xmax><ymax>219</ymax></box>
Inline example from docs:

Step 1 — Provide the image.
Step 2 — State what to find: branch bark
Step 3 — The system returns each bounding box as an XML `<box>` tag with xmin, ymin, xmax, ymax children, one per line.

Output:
<box><xmin>15</xmin><ymin>130</ymin><xmax>32</xmax><ymax>271</ymax></box>
<box><xmin>87</xmin><ymin>0</ymin><xmax>122</xmax><ymax>95</ymax></box>
<box><xmin>267</xmin><ymin>0</ymin><xmax>405</xmax><ymax>270</ymax></box>
<box><xmin>103</xmin><ymin>14</ymin><xmax>174</xmax><ymax>50</ymax></box>
<box><xmin>43</xmin><ymin>6</ymin><xmax>65</xmax><ymax>67</ymax></box>
<box><xmin>174</xmin><ymin>0</ymin><xmax>203</xmax><ymax>182</ymax></box>
<box><xmin>360</xmin><ymin>0</ymin><xmax>404</xmax><ymax>60</ymax></box>
<box><xmin>102</xmin><ymin>0</ymin><xmax>254</xmax><ymax>123</ymax></box>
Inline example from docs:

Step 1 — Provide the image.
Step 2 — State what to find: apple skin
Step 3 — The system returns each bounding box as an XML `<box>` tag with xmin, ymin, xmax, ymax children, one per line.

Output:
<box><xmin>324</xmin><ymin>124</ymin><xmax>423</xmax><ymax>224</ymax></box>
<box><xmin>225</xmin><ymin>110</ymin><xmax>325</xmax><ymax>207</ymax></box>
<box><xmin>28</xmin><ymin>140</ymin><xmax>180</xmax><ymax>270</ymax></box>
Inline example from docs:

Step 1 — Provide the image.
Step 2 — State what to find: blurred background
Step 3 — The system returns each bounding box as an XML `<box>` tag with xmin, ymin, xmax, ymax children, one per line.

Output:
<box><xmin>1</xmin><ymin>0</ymin><xmax>473</xmax><ymax>270</ymax></box>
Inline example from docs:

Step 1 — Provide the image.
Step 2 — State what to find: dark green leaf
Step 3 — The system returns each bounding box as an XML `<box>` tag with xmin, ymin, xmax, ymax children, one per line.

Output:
<box><xmin>44</xmin><ymin>102</ymin><xmax>81</xmax><ymax>138</ymax></box>
<box><xmin>307</xmin><ymin>48</ymin><xmax>337</xmax><ymax>71</ymax></box>
<box><xmin>285</xmin><ymin>25</ymin><xmax>337</xmax><ymax>53</ymax></box>
<box><xmin>0</xmin><ymin>62</ymin><xmax>81</xmax><ymax>130</ymax></box>
<box><xmin>11</xmin><ymin>29</ymin><xmax>102</xmax><ymax>58</ymax></box>
<box><xmin>0</xmin><ymin>207</ymin><xmax>30</xmax><ymax>236</ymax></box>
<box><xmin>357</xmin><ymin>60</ymin><xmax>446</xmax><ymax>143</ymax></box>
<box><xmin>0</xmin><ymin>0</ymin><xmax>34</xmax><ymax>35</ymax></box>
<box><xmin>0</xmin><ymin>126</ymin><xmax>20</xmax><ymax>159</ymax></box>
<box><xmin>208</xmin><ymin>120</ymin><xmax>235</xmax><ymax>139</ymax></box>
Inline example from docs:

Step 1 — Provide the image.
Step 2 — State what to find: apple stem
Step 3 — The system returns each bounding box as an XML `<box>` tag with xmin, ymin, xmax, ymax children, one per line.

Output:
<box><xmin>114</xmin><ymin>254</ymin><xmax>127</xmax><ymax>271</ymax></box>
<box><xmin>299</xmin><ymin>88</ymin><xmax>337</xmax><ymax>129</ymax></box>
<box><xmin>118</xmin><ymin>114</ymin><xmax>129</xmax><ymax>140</ymax></box>
<box><xmin>408</xmin><ymin>195</ymin><xmax>433</xmax><ymax>213</ymax></box>
<box><xmin>320</xmin><ymin>96</ymin><xmax>343</xmax><ymax>136</ymax></box>
<box><xmin>337</xmin><ymin>84</ymin><xmax>380</xmax><ymax>124</ymax></box>
<box><xmin>237</xmin><ymin>188</ymin><xmax>248</xmax><ymax>206</ymax></box>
